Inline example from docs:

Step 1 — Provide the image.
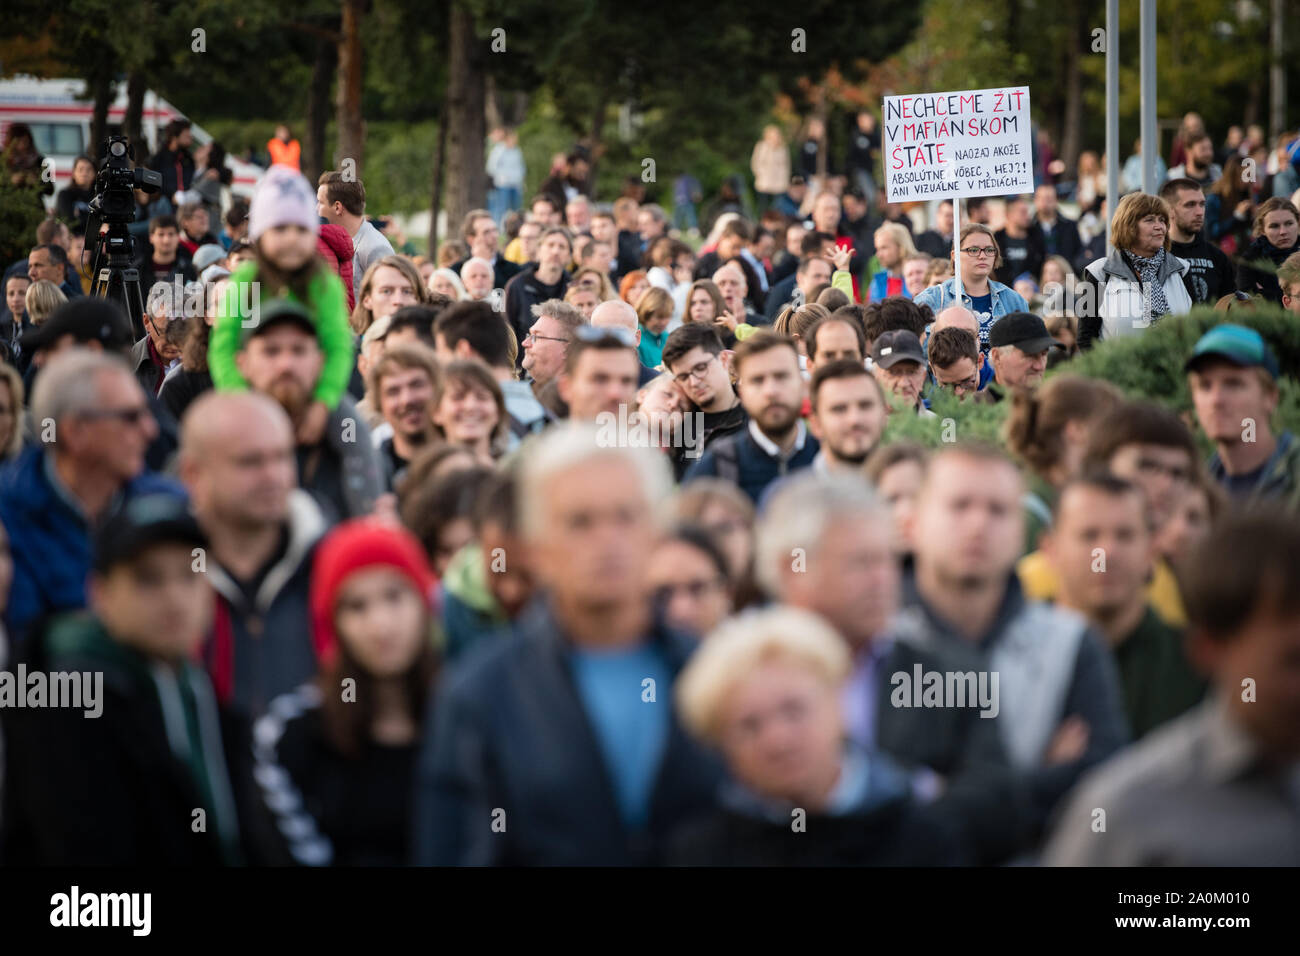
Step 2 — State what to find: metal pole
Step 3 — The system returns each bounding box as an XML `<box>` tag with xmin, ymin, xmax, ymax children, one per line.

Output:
<box><xmin>1271</xmin><ymin>0</ymin><xmax>1285</xmax><ymax>141</ymax></box>
<box><xmin>1106</xmin><ymin>0</ymin><xmax>1119</xmax><ymax>251</ymax></box>
<box><xmin>953</xmin><ymin>197</ymin><xmax>962</xmax><ymax>292</ymax></box>
<box><xmin>1139</xmin><ymin>0</ymin><xmax>1157</xmax><ymax>194</ymax></box>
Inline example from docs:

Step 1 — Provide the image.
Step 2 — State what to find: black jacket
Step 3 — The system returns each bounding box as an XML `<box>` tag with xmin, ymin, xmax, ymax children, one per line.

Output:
<box><xmin>764</xmin><ymin>272</ymin><xmax>799</xmax><ymax>321</ymax></box>
<box><xmin>1033</xmin><ymin>214</ymin><xmax>1083</xmax><ymax>267</ymax></box>
<box><xmin>1236</xmin><ymin>235</ymin><xmax>1300</xmax><ymax>303</ymax></box>
<box><xmin>915</xmin><ymin>229</ymin><xmax>953</xmax><ymax>259</ymax></box>
<box><xmin>868</xmin><ymin>622</ymin><xmax>1026</xmax><ymax>864</ymax></box>
<box><xmin>147</xmin><ymin>146</ymin><xmax>195</xmax><ymax>202</ymax></box>
<box><xmin>203</xmin><ymin>491</ymin><xmax>327</xmax><ymax>721</ymax></box>
<box><xmin>614</xmin><ymin>229</ymin><xmax>644</xmax><ymax>280</ymax></box>
<box><xmin>993</xmin><ymin>227</ymin><xmax>1046</xmax><ymax>286</ymax></box>
<box><xmin>412</xmin><ymin>595</ymin><xmax>724</xmax><ymax>865</ymax></box>
<box><xmin>668</xmin><ymin>770</ymin><xmax>969</xmax><ymax>866</ymax></box>
<box><xmin>503</xmin><ymin>265</ymin><xmax>570</xmax><ymax>369</ymax></box>
<box><xmin>251</xmin><ymin>683</ymin><xmax>420</xmax><ymax>866</ymax></box>
<box><xmin>1</xmin><ymin>613</ymin><xmax>270</xmax><ymax>865</ymax></box>
<box><xmin>158</xmin><ymin>366</ymin><xmax>213</xmax><ymax>421</ymax></box>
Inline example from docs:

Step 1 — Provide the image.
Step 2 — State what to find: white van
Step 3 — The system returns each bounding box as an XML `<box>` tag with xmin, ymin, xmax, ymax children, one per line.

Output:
<box><xmin>0</xmin><ymin>75</ymin><xmax>263</xmax><ymax>210</ymax></box>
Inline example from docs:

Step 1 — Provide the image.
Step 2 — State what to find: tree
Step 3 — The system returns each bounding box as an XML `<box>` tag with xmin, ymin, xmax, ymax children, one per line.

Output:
<box><xmin>442</xmin><ymin>1</ymin><xmax>487</xmax><ymax>233</ymax></box>
<box><xmin>336</xmin><ymin>0</ymin><xmax>366</xmax><ymax>171</ymax></box>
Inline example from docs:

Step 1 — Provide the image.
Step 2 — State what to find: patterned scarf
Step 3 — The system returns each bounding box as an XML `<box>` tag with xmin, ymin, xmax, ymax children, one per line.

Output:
<box><xmin>1128</xmin><ymin>248</ymin><xmax>1169</xmax><ymax>324</ymax></box>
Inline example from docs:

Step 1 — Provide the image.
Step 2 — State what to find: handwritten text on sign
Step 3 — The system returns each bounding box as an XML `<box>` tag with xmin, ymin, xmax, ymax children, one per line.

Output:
<box><xmin>882</xmin><ymin>87</ymin><xmax>1033</xmax><ymax>202</ymax></box>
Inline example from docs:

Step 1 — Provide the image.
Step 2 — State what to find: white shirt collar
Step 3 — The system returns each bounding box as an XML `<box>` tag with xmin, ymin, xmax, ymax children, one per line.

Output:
<box><xmin>749</xmin><ymin>418</ymin><xmax>807</xmax><ymax>459</ymax></box>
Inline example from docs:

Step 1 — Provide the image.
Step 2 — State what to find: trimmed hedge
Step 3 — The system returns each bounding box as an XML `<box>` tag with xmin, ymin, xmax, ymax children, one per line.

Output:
<box><xmin>882</xmin><ymin>304</ymin><xmax>1300</xmax><ymax>449</ymax></box>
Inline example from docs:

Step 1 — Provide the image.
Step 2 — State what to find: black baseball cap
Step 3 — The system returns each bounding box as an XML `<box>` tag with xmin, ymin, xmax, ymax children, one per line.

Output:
<box><xmin>988</xmin><ymin>312</ymin><xmax>1058</xmax><ymax>354</ymax></box>
<box><xmin>871</xmin><ymin>329</ymin><xmax>926</xmax><ymax>369</ymax></box>
<box><xmin>20</xmin><ymin>298</ymin><xmax>134</xmax><ymax>354</ymax></box>
<box><xmin>93</xmin><ymin>493</ymin><xmax>207</xmax><ymax>573</ymax></box>
<box><xmin>239</xmin><ymin>296</ymin><xmax>318</xmax><ymax>347</ymax></box>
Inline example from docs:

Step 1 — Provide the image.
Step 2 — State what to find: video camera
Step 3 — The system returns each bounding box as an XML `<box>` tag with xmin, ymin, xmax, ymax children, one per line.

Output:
<box><xmin>87</xmin><ymin>135</ymin><xmax>161</xmax><ymax>223</ymax></box>
<box><xmin>85</xmin><ymin>135</ymin><xmax>161</xmax><ymax>337</ymax></box>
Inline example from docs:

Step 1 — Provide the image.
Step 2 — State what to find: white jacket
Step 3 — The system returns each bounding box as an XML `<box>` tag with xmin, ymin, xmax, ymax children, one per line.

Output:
<box><xmin>1081</xmin><ymin>249</ymin><xmax>1193</xmax><ymax>342</ymax></box>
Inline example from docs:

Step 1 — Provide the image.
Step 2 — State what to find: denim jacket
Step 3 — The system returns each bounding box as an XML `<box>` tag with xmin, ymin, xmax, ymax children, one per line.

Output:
<box><xmin>912</xmin><ymin>277</ymin><xmax>1028</xmax><ymax>347</ymax></box>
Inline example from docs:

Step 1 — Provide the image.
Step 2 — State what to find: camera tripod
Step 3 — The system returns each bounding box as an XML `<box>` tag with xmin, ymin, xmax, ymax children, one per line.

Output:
<box><xmin>88</xmin><ymin>218</ymin><xmax>148</xmax><ymax>340</ymax></box>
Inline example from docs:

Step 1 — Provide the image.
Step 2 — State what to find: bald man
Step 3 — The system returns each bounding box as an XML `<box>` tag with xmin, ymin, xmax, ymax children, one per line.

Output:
<box><xmin>932</xmin><ymin>305</ymin><xmax>979</xmax><ymax>338</ymax></box>
<box><xmin>591</xmin><ymin>299</ymin><xmax>658</xmax><ymax>385</ymax></box>
<box><xmin>179</xmin><ymin>391</ymin><xmax>329</xmax><ymax>719</ymax></box>
<box><xmin>711</xmin><ymin>262</ymin><xmax>761</xmax><ymax>327</ymax></box>
<box><xmin>926</xmin><ymin>305</ymin><xmax>994</xmax><ymax>391</ymax></box>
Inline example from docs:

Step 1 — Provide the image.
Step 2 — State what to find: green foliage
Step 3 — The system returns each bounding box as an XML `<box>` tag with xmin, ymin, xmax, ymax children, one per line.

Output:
<box><xmin>0</xmin><ymin>159</ymin><xmax>48</xmax><ymax>265</ymax></box>
<box><xmin>1066</xmin><ymin>304</ymin><xmax>1300</xmax><ymax>435</ymax></box>
<box><xmin>883</xmin><ymin>386</ymin><xmax>1010</xmax><ymax>448</ymax></box>
<box><xmin>881</xmin><ymin>303</ymin><xmax>1300</xmax><ymax>451</ymax></box>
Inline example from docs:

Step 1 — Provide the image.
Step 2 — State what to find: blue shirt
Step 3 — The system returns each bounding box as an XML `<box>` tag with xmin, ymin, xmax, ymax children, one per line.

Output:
<box><xmin>569</xmin><ymin>643</ymin><xmax>673</xmax><ymax>831</ymax></box>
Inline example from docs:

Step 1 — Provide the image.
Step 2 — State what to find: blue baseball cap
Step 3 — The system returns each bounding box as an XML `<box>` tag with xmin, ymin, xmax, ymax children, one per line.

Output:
<box><xmin>1185</xmin><ymin>324</ymin><xmax>1279</xmax><ymax>379</ymax></box>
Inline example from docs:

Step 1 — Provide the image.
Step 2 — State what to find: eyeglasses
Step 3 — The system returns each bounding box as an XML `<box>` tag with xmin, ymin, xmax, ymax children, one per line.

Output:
<box><xmin>672</xmin><ymin>356</ymin><xmax>717</xmax><ymax>386</ymax></box>
<box><xmin>79</xmin><ymin>406</ymin><xmax>152</xmax><ymax>426</ymax></box>
<box><xmin>523</xmin><ymin>330</ymin><xmax>569</xmax><ymax>346</ymax></box>
<box><xmin>933</xmin><ymin>369</ymin><xmax>980</xmax><ymax>393</ymax></box>
<box><xmin>574</xmin><ymin>325</ymin><xmax>637</xmax><ymax>347</ymax></box>
<box><xmin>960</xmin><ymin>247</ymin><xmax>998</xmax><ymax>258</ymax></box>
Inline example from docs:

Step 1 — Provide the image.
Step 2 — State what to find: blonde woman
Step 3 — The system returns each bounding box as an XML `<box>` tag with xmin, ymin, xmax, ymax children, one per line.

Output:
<box><xmin>428</xmin><ymin>267</ymin><xmax>469</xmax><ymax>301</ymax></box>
<box><xmin>23</xmin><ymin>279</ymin><xmax>66</xmax><ymax>326</ymax></box>
<box><xmin>670</xmin><ymin>606</ymin><xmax>965</xmax><ymax>866</ymax></box>
<box><xmin>866</xmin><ymin>223</ymin><xmax>918</xmax><ymax>301</ymax></box>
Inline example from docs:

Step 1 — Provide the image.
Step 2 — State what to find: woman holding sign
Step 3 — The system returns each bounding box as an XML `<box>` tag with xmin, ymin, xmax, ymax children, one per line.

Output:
<box><xmin>912</xmin><ymin>223</ymin><xmax>1028</xmax><ymax>349</ymax></box>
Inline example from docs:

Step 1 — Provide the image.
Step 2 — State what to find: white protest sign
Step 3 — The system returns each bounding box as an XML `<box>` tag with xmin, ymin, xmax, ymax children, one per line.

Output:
<box><xmin>882</xmin><ymin>86</ymin><xmax>1033</xmax><ymax>202</ymax></box>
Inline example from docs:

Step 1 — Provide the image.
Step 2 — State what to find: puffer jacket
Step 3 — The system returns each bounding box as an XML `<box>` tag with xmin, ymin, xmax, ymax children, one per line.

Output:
<box><xmin>317</xmin><ymin>225</ymin><xmax>356</xmax><ymax>311</ymax></box>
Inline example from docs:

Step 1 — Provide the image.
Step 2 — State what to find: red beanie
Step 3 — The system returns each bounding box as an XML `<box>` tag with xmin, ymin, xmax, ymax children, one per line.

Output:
<box><xmin>309</xmin><ymin>518</ymin><xmax>437</xmax><ymax>666</ymax></box>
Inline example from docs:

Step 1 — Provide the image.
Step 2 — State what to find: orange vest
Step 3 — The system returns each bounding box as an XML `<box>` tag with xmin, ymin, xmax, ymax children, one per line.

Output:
<box><xmin>267</xmin><ymin>137</ymin><xmax>301</xmax><ymax>169</ymax></box>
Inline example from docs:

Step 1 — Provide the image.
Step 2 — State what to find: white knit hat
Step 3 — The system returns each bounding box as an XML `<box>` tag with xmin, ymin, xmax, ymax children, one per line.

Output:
<box><xmin>249</xmin><ymin>165</ymin><xmax>320</xmax><ymax>242</ymax></box>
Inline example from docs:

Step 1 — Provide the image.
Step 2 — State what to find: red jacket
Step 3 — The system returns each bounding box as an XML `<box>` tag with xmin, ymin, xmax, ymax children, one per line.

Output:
<box><xmin>317</xmin><ymin>225</ymin><xmax>356</xmax><ymax>311</ymax></box>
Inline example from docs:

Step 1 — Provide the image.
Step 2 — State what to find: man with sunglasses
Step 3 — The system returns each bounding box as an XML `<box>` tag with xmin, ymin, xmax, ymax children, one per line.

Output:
<box><xmin>0</xmin><ymin>349</ymin><xmax>181</xmax><ymax>647</ymax></box>
<box><xmin>20</xmin><ymin>298</ymin><xmax>179</xmax><ymax>473</ymax></box>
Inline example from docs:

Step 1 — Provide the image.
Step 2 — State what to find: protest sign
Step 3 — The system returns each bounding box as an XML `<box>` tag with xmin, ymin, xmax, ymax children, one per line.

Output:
<box><xmin>882</xmin><ymin>87</ymin><xmax>1033</xmax><ymax>203</ymax></box>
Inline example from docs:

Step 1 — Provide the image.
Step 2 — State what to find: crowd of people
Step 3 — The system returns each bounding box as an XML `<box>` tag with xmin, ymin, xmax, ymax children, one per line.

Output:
<box><xmin>0</xmin><ymin>105</ymin><xmax>1296</xmax><ymax>869</ymax></box>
